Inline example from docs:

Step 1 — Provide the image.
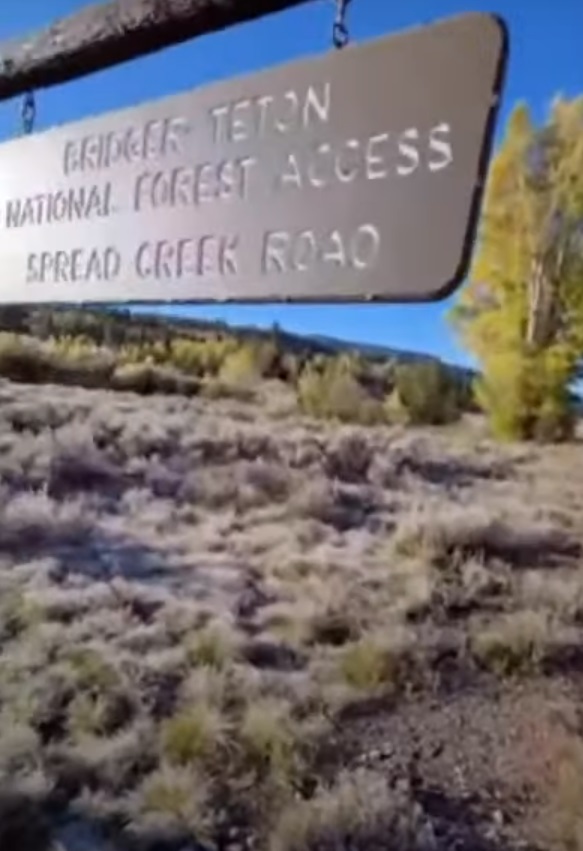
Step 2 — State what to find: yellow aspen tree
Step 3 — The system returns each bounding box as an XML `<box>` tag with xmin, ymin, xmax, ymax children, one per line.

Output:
<box><xmin>450</xmin><ymin>96</ymin><xmax>583</xmax><ymax>441</ymax></box>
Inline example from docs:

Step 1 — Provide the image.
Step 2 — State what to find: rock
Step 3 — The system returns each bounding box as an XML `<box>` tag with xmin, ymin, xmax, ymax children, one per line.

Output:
<box><xmin>0</xmin><ymin>792</ymin><xmax>51</xmax><ymax>851</ymax></box>
<box><xmin>380</xmin><ymin>743</ymin><xmax>394</xmax><ymax>760</ymax></box>
<box><xmin>241</xmin><ymin>639</ymin><xmax>306</xmax><ymax>671</ymax></box>
<box><xmin>492</xmin><ymin>808</ymin><xmax>505</xmax><ymax>827</ymax></box>
<box><xmin>55</xmin><ymin>819</ymin><xmax>115</xmax><ymax>851</ymax></box>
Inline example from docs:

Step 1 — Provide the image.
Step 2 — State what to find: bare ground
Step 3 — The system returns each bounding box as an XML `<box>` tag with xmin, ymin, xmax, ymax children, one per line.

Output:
<box><xmin>0</xmin><ymin>378</ymin><xmax>583</xmax><ymax>850</ymax></box>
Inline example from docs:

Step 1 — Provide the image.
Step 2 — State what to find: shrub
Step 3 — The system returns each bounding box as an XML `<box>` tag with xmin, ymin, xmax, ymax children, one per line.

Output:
<box><xmin>393</xmin><ymin>360</ymin><xmax>466</xmax><ymax>425</ymax></box>
<box><xmin>169</xmin><ymin>338</ymin><xmax>212</xmax><ymax>376</ymax></box>
<box><xmin>297</xmin><ymin>358</ymin><xmax>385</xmax><ymax>425</ymax></box>
<box><xmin>0</xmin><ymin>334</ymin><xmax>55</xmax><ymax>384</ymax></box>
<box><xmin>199</xmin><ymin>378</ymin><xmax>256</xmax><ymax>402</ymax></box>
<box><xmin>475</xmin><ymin>347</ymin><xmax>577</xmax><ymax>443</ymax></box>
<box><xmin>188</xmin><ymin>337</ymin><xmax>238</xmax><ymax>376</ymax></box>
<box><xmin>323</xmin><ymin>432</ymin><xmax>373</xmax><ymax>483</ymax></box>
<box><xmin>111</xmin><ymin>364</ymin><xmax>199</xmax><ymax>396</ymax></box>
<box><xmin>219</xmin><ymin>340</ymin><xmax>280</xmax><ymax>387</ymax></box>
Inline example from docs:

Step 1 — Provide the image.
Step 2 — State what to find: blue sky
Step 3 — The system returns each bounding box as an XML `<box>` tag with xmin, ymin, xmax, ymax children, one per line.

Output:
<box><xmin>0</xmin><ymin>0</ymin><xmax>581</xmax><ymax>366</ymax></box>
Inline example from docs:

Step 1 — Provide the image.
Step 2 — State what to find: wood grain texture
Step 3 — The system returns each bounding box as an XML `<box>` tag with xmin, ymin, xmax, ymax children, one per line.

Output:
<box><xmin>0</xmin><ymin>0</ymin><xmax>315</xmax><ymax>101</ymax></box>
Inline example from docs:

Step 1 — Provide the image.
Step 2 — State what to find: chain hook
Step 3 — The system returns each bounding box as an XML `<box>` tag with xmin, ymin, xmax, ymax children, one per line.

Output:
<box><xmin>332</xmin><ymin>0</ymin><xmax>351</xmax><ymax>49</ymax></box>
<box><xmin>21</xmin><ymin>90</ymin><xmax>36</xmax><ymax>136</ymax></box>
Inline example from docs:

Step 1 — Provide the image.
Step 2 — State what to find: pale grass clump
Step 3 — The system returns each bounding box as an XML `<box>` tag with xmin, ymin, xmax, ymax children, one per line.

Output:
<box><xmin>135</xmin><ymin>764</ymin><xmax>214</xmax><ymax>842</ymax></box>
<box><xmin>24</xmin><ymin>581</ymin><xmax>119</xmax><ymax>623</ymax></box>
<box><xmin>179</xmin><ymin>662</ymin><xmax>262</xmax><ymax>714</ymax></box>
<box><xmin>0</xmin><ymin>722</ymin><xmax>41</xmax><ymax>779</ymax></box>
<box><xmin>9</xmin><ymin>556</ymin><xmax>62</xmax><ymax>587</ymax></box>
<box><xmin>375</xmin><ymin>556</ymin><xmax>435</xmax><ymax>622</ymax></box>
<box><xmin>4</xmin><ymin>662</ymin><xmax>77</xmax><ymax>733</ymax></box>
<box><xmin>0</xmin><ymin>490</ymin><xmax>91</xmax><ymax>549</ymax></box>
<box><xmin>339</xmin><ymin>627</ymin><xmax>416</xmax><ymax>693</ymax></box>
<box><xmin>0</xmin><ymin>589</ymin><xmax>45</xmax><ymax>641</ymax></box>
<box><xmin>63</xmin><ymin>721</ymin><xmax>156</xmax><ymax>792</ymax></box>
<box><xmin>65</xmin><ymin>608</ymin><xmax>129</xmax><ymax>644</ymax></box>
<box><xmin>66</xmin><ymin>643</ymin><xmax>122</xmax><ymax>693</ymax></box>
<box><xmin>458</xmin><ymin>555</ymin><xmax>509</xmax><ymax>600</ymax></box>
<box><xmin>67</xmin><ymin>684</ymin><xmax>136</xmax><ymax>738</ymax></box>
<box><xmin>116</xmin><ymin>621</ymin><xmax>173</xmax><ymax>654</ymax></box>
<box><xmin>257</xmin><ymin>600</ymin><xmax>315</xmax><ymax>647</ymax></box>
<box><xmin>186</xmin><ymin>620</ymin><xmax>240</xmax><ymax>671</ymax></box>
<box><xmin>161</xmin><ymin>701</ymin><xmax>226</xmax><ymax>767</ymax></box>
<box><xmin>22</xmin><ymin>620</ymin><xmax>68</xmax><ymax>661</ymax></box>
<box><xmin>471</xmin><ymin>609</ymin><xmax>552</xmax><ymax>676</ymax></box>
<box><xmin>142</xmin><ymin>646</ymin><xmax>189</xmax><ymax>680</ymax></box>
<box><xmin>518</xmin><ymin>567</ymin><xmax>583</xmax><ymax>621</ymax></box>
<box><xmin>392</xmin><ymin>501</ymin><xmax>575</xmax><ymax>567</ymax></box>
<box><xmin>270</xmin><ymin>768</ymin><xmax>426</xmax><ymax>851</ymax></box>
<box><xmin>239</xmin><ymin>698</ymin><xmax>300</xmax><ymax>785</ymax></box>
<box><xmin>179</xmin><ymin>666</ymin><xmax>229</xmax><ymax>708</ymax></box>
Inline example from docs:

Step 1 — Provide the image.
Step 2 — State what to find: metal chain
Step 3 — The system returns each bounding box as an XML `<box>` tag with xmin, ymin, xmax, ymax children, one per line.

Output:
<box><xmin>332</xmin><ymin>0</ymin><xmax>351</xmax><ymax>49</ymax></box>
<box><xmin>21</xmin><ymin>91</ymin><xmax>36</xmax><ymax>135</ymax></box>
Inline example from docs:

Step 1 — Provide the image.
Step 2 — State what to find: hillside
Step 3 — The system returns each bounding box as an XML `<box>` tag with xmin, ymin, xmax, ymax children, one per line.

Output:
<box><xmin>0</xmin><ymin>305</ymin><xmax>476</xmax><ymax>383</ymax></box>
<box><xmin>127</xmin><ymin>310</ymin><xmax>478</xmax><ymax>383</ymax></box>
<box><xmin>0</xmin><ymin>316</ymin><xmax>582</xmax><ymax>850</ymax></box>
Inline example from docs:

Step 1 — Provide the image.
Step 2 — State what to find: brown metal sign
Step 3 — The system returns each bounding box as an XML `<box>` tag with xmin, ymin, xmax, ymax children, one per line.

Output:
<box><xmin>0</xmin><ymin>12</ymin><xmax>508</xmax><ymax>305</ymax></box>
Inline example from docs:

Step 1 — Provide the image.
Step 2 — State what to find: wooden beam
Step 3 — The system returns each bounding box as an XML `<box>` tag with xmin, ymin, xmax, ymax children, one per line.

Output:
<box><xmin>0</xmin><ymin>0</ymin><xmax>317</xmax><ymax>102</ymax></box>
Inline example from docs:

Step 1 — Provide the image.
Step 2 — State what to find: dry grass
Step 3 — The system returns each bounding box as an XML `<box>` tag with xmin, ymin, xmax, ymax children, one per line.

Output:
<box><xmin>0</xmin><ymin>379</ymin><xmax>581</xmax><ymax>849</ymax></box>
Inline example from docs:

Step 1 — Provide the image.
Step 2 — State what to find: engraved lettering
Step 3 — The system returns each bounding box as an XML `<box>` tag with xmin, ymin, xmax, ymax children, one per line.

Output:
<box><xmin>208</xmin><ymin>104</ymin><xmax>230</xmax><ymax>144</ymax></box>
<box><xmin>428</xmin><ymin>122</ymin><xmax>453</xmax><ymax>172</ymax></box>
<box><xmin>135</xmin><ymin>235</ymin><xmax>239</xmax><ymax>279</ymax></box>
<box><xmin>337</xmin><ymin>139</ymin><xmax>361</xmax><ymax>183</ymax></box>
<box><xmin>219</xmin><ymin>235</ymin><xmax>239</xmax><ymax>275</ymax></box>
<box><xmin>6</xmin><ymin>183</ymin><xmax>114</xmax><ymax>228</ymax></box>
<box><xmin>308</xmin><ymin>143</ymin><xmax>333</xmax><ymax>188</ymax></box>
<box><xmin>63</xmin><ymin>117</ymin><xmax>191</xmax><ymax>177</ymax></box>
<box><xmin>197</xmin><ymin>164</ymin><xmax>216</xmax><ymax>204</ymax></box>
<box><xmin>279</xmin><ymin>153</ymin><xmax>303</xmax><ymax>190</ymax></box>
<box><xmin>304</xmin><ymin>82</ymin><xmax>331</xmax><ymax>126</ymax></box>
<box><xmin>26</xmin><ymin>246</ymin><xmax>121</xmax><ymax>284</ymax></box>
<box><xmin>275</xmin><ymin>91</ymin><xmax>299</xmax><ymax>134</ymax></box>
<box><xmin>396</xmin><ymin>128</ymin><xmax>421</xmax><ymax>176</ymax></box>
<box><xmin>262</xmin><ymin>231</ymin><xmax>289</xmax><ymax>273</ymax></box>
<box><xmin>133</xmin><ymin>157</ymin><xmax>256</xmax><ymax>212</ymax></box>
<box><xmin>366</xmin><ymin>133</ymin><xmax>390</xmax><ymax>180</ymax></box>
<box><xmin>231</xmin><ymin>99</ymin><xmax>252</xmax><ymax>142</ymax></box>
<box><xmin>256</xmin><ymin>94</ymin><xmax>274</xmax><ymax>135</ymax></box>
<box><xmin>261</xmin><ymin>224</ymin><xmax>380</xmax><ymax>274</ymax></box>
<box><xmin>275</xmin><ymin>123</ymin><xmax>450</xmax><ymax>193</ymax></box>
<box><xmin>209</xmin><ymin>83</ymin><xmax>330</xmax><ymax>143</ymax></box>
<box><xmin>322</xmin><ymin>230</ymin><xmax>347</xmax><ymax>266</ymax></box>
<box><xmin>293</xmin><ymin>230</ymin><xmax>317</xmax><ymax>271</ymax></box>
<box><xmin>351</xmin><ymin>224</ymin><xmax>381</xmax><ymax>269</ymax></box>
